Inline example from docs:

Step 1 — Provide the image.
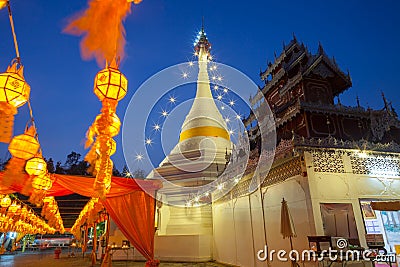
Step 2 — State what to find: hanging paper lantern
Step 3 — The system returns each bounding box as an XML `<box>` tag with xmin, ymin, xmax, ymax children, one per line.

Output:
<box><xmin>8</xmin><ymin>126</ymin><xmax>39</xmax><ymax>160</ymax></box>
<box><xmin>94</xmin><ymin>66</ymin><xmax>127</xmax><ymax>102</ymax></box>
<box><xmin>94</xmin><ymin>112</ymin><xmax>121</xmax><ymax>137</ymax></box>
<box><xmin>31</xmin><ymin>174</ymin><xmax>52</xmax><ymax>191</ymax></box>
<box><xmin>0</xmin><ymin>61</ymin><xmax>30</xmax><ymax>107</ymax></box>
<box><xmin>7</xmin><ymin>202</ymin><xmax>19</xmax><ymax>216</ymax></box>
<box><xmin>0</xmin><ymin>61</ymin><xmax>30</xmax><ymax>143</ymax></box>
<box><xmin>25</xmin><ymin>157</ymin><xmax>47</xmax><ymax>176</ymax></box>
<box><xmin>86</xmin><ymin>60</ymin><xmax>128</xmax><ymax>198</ymax></box>
<box><xmin>2</xmin><ymin>126</ymin><xmax>40</xmax><ymax>187</ymax></box>
<box><xmin>0</xmin><ymin>195</ymin><xmax>11</xmax><ymax>208</ymax></box>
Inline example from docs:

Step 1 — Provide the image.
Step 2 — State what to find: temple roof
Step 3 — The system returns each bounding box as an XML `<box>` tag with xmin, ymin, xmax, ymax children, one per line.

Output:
<box><xmin>259</xmin><ymin>37</ymin><xmax>352</xmax><ymax>96</ymax></box>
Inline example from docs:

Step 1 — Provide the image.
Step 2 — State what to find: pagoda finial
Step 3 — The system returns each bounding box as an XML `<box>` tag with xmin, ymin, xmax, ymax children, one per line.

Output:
<box><xmin>346</xmin><ymin>69</ymin><xmax>352</xmax><ymax>81</ymax></box>
<box><xmin>292</xmin><ymin>32</ymin><xmax>297</xmax><ymax>42</ymax></box>
<box><xmin>274</xmin><ymin>51</ymin><xmax>277</xmax><ymax>59</ymax></box>
<box><xmin>356</xmin><ymin>95</ymin><xmax>361</xmax><ymax>108</ymax></box>
<box><xmin>282</xmin><ymin>41</ymin><xmax>286</xmax><ymax>50</ymax></box>
<box><xmin>381</xmin><ymin>91</ymin><xmax>390</xmax><ymax>110</ymax></box>
<box><xmin>194</xmin><ymin>19</ymin><xmax>211</xmax><ymax>57</ymax></box>
<box><xmin>332</xmin><ymin>56</ymin><xmax>337</xmax><ymax>66</ymax></box>
<box><xmin>318</xmin><ymin>41</ymin><xmax>324</xmax><ymax>55</ymax></box>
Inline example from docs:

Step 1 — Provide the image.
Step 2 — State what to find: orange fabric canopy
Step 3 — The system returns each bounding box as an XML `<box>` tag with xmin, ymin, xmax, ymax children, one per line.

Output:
<box><xmin>0</xmin><ymin>172</ymin><xmax>160</xmax><ymax>197</ymax></box>
<box><xmin>0</xmin><ymin>172</ymin><xmax>161</xmax><ymax>266</ymax></box>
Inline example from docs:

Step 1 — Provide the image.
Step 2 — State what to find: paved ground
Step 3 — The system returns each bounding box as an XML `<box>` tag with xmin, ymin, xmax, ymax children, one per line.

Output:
<box><xmin>0</xmin><ymin>250</ymin><xmax>231</xmax><ymax>267</ymax></box>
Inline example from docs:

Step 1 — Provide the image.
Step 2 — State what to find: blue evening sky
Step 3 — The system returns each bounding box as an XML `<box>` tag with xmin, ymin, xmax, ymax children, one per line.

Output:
<box><xmin>0</xmin><ymin>0</ymin><xmax>399</xmax><ymax>171</ymax></box>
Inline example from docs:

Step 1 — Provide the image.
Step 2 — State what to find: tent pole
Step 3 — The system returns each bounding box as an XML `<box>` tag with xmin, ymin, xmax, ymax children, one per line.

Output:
<box><xmin>92</xmin><ymin>222</ymin><xmax>97</xmax><ymax>266</ymax></box>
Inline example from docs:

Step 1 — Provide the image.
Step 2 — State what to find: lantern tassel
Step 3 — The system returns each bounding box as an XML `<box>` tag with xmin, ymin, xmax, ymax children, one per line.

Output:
<box><xmin>0</xmin><ymin>102</ymin><xmax>17</xmax><ymax>143</ymax></box>
<box><xmin>1</xmin><ymin>157</ymin><xmax>26</xmax><ymax>187</ymax></box>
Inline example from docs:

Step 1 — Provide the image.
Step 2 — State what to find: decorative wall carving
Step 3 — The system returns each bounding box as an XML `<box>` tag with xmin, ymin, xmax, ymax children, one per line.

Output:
<box><xmin>370</xmin><ymin>111</ymin><xmax>400</xmax><ymax>141</ymax></box>
<box><xmin>261</xmin><ymin>157</ymin><xmax>302</xmax><ymax>187</ymax></box>
<box><xmin>350</xmin><ymin>155</ymin><xmax>400</xmax><ymax>177</ymax></box>
<box><xmin>293</xmin><ymin>134</ymin><xmax>400</xmax><ymax>153</ymax></box>
<box><xmin>215</xmin><ymin>157</ymin><xmax>302</xmax><ymax>203</ymax></box>
<box><xmin>312</xmin><ymin>150</ymin><xmax>345</xmax><ymax>173</ymax></box>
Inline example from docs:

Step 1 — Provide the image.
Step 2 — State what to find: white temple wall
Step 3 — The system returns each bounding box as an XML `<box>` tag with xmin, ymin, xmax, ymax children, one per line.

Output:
<box><xmin>212</xmin><ymin>176</ymin><xmax>314</xmax><ymax>267</ymax></box>
<box><xmin>303</xmin><ymin>150</ymin><xmax>400</xmax><ymax>249</ymax></box>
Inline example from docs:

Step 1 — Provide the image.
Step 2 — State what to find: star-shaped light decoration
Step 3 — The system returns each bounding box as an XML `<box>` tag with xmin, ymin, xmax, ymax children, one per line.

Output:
<box><xmin>135</xmin><ymin>154</ymin><xmax>144</xmax><ymax>161</ymax></box>
<box><xmin>188</xmin><ymin>61</ymin><xmax>194</xmax><ymax>67</ymax></box>
<box><xmin>161</xmin><ymin>110</ymin><xmax>169</xmax><ymax>117</ymax></box>
<box><xmin>182</xmin><ymin>72</ymin><xmax>189</xmax><ymax>79</ymax></box>
<box><xmin>145</xmin><ymin>138</ymin><xmax>153</xmax><ymax>145</ymax></box>
<box><xmin>213</xmin><ymin>85</ymin><xmax>219</xmax><ymax>90</ymax></box>
<box><xmin>225</xmin><ymin>117</ymin><xmax>230</xmax><ymax>123</ymax></box>
<box><xmin>236</xmin><ymin>114</ymin><xmax>242</xmax><ymax>120</ymax></box>
<box><xmin>217</xmin><ymin>95</ymin><xmax>223</xmax><ymax>101</ymax></box>
<box><xmin>169</xmin><ymin>96</ymin><xmax>177</xmax><ymax>104</ymax></box>
<box><xmin>229</xmin><ymin>100</ymin><xmax>235</xmax><ymax>106</ymax></box>
<box><xmin>223</xmin><ymin>88</ymin><xmax>228</xmax><ymax>93</ymax></box>
<box><xmin>153</xmin><ymin>123</ymin><xmax>161</xmax><ymax>131</ymax></box>
<box><xmin>229</xmin><ymin>129</ymin><xmax>235</xmax><ymax>135</ymax></box>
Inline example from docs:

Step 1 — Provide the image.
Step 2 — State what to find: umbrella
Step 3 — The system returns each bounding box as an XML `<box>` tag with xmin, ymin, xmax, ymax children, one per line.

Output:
<box><xmin>281</xmin><ymin>198</ymin><xmax>297</xmax><ymax>266</ymax></box>
<box><xmin>281</xmin><ymin>198</ymin><xmax>296</xmax><ymax>241</ymax></box>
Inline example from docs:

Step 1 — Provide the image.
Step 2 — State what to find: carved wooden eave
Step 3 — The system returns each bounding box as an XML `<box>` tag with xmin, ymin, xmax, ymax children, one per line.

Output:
<box><xmin>285</xmin><ymin>50</ymin><xmax>307</xmax><ymax>71</ymax></box>
<box><xmin>303</xmin><ymin>54</ymin><xmax>352</xmax><ymax>95</ymax></box>
<box><xmin>293</xmin><ymin>134</ymin><xmax>400</xmax><ymax>154</ymax></box>
<box><xmin>279</xmin><ymin>72</ymin><xmax>302</xmax><ymax>96</ymax></box>
<box><xmin>213</xmin><ymin>156</ymin><xmax>303</xmax><ymax>203</ymax></box>
<box><xmin>260</xmin><ymin>67</ymin><xmax>286</xmax><ymax>95</ymax></box>
<box><xmin>261</xmin><ymin>52</ymin><xmax>286</xmax><ymax>80</ymax></box>
<box><xmin>275</xmin><ymin>102</ymin><xmax>301</xmax><ymax>127</ymax></box>
<box><xmin>260</xmin><ymin>38</ymin><xmax>303</xmax><ymax>80</ymax></box>
<box><xmin>300</xmin><ymin>101</ymin><xmax>369</xmax><ymax>118</ymax></box>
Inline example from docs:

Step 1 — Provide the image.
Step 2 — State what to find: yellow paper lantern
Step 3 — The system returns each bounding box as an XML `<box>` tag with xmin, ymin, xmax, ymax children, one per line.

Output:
<box><xmin>8</xmin><ymin>127</ymin><xmax>40</xmax><ymax>160</ymax></box>
<box><xmin>0</xmin><ymin>61</ymin><xmax>30</xmax><ymax>108</ymax></box>
<box><xmin>94</xmin><ymin>113</ymin><xmax>121</xmax><ymax>137</ymax></box>
<box><xmin>25</xmin><ymin>157</ymin><xmax>47</xmax><ymax>176</ymax></box>
<box><xmin>7</xmin><ymin>202</ymin><xmax>19</xmax><ymax>215</ymax></box>
<box><xmin>0</xmin><ymin>195</ymin><xmax>12</xmax><ymax>208</ymax></box>
<box><xmin>94</xmin><ymin>67</ymin><xmax>127</xmax><ymax>102</ymax></box>
<box><xmin>32</xmin><ymin>174</ymin><xmax>52</xmax><ymax>191</ymax></box>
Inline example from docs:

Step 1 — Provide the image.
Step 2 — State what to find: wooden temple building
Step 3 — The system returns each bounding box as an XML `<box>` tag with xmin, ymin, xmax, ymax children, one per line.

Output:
<box><xmin>210</xmin><ymin>37</ymin><xmax>400</xmax><ymax>266</ymax></box>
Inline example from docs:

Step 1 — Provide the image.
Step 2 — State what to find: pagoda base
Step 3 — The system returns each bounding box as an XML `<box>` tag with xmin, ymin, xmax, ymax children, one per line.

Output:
<box><xmin>154</xmin><ymin>204</ymin><xmax>213</xmax><ymax>261</ymax></box>
<box><xmin>154</xmin><ymin>234</ymin><xmax>213</xmax><ymax>262</ymax></box>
